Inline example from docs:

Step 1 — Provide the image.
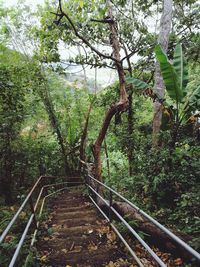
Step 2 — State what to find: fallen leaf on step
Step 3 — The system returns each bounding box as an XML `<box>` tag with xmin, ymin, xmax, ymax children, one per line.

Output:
<box><xmin>88</xmin><ymin>243</ymin><xmax>98</xmax><ymax>251</ymax></box>
<box><xmin>5</xmin><ymin>235</ymin><xmax>14</xmax><ymax>243</ymax></box>
<box><xmin>70</xmin><ymin>241</ymin><xmax>75</xmax><ymax>251</ymax></box>
<box><xmin>19</xmin><ymin>211</ymin><xmax>27</xmax><ymax>219</ymax></box>
<box><xmin>40</xmin><ymin>255</ymin><xmax>47</xmax><ymax>262</ymax></box>
<box><xmin>61</xmin><ymin>249</ymin><xmax>68</xmax><ymax>253</ymax></box>
<box><xmin>174</xmin><ymin>258</ymin><xmax>183</xmax><ymax>266</ymax></box>
<box><xmin>107</xmin><ymin>231</ymin><xmax>116</xmax><ymax>242</ymax></box>
<box><xmin>97</xmin><ymin>226</ymin><xmax>109</xmax><ymax>235</ymax></box>
<box><xmin>70</xmin><ymin>246</ymin><xmax>82</xmax><ymax>253</ymax></box>
<box><xmin>87</xmin><ymin>229</ymin><xmax>93</xmax><ymax>234</ymax></box>
<box><xmin>106</xmin><ymin>261</ymin><xmax>115</xmax><ymax>267</ymax></box>
<box><xmin>10</xmin><ymin>206</ymin><xmax>15</xmax><ymax>211</ymax></box>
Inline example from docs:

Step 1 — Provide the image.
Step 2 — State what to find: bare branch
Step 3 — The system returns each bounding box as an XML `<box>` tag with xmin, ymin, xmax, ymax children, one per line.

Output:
<box><xmin>91</xmin><ymin>17</ymin><xmax>114</xmax><ymax>24</ymax></box>
<box><xmin>121</xmin><ymin>36</ymin><xmax>142</xmax><ymax>62</ymax></box>
<box><xmin>57</xmin><ymin>0</ymin><xmax>118</xmax><ymax>62</ymax></box>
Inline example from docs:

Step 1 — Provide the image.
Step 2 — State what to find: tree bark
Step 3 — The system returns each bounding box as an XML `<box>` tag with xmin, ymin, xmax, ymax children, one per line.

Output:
<box><xmin>153</xmin><ymin>0</ymin><xmax>173</xmax><ymax>147</ymax></box>
<box><xmin>127</xmin><ymin>92</ymin><xmax>134</xmax><ymax>176</ymax></box>
<box><xmin>80</xmin><ymin>102</ymin><xmax>93</xmax><ymax>162</ymax></box>
<box><xmin>111</xmin><ymin>201</ymin><xmax>192</xmax><ymax>256</ymax></box>
<box><xmin>92</xmin><ymin>1</ymin><xmax>128</xmax><ymax>185</ymax></box>
<box><xmin>104</xmin><ymin>139</ymin><xmax>111</xmax><ymax>179</ymax></box>
<box><xmin>2</xmin><ymin>133</ymin><xmax>13</xmax><ymax>204</ymax></box>
<box><xmin>41</xmin><ymin>86</ymin><xmax>70</xmax><ymax>174</ymax></box>
<box><xmin>123</xmin><ymin>42</ymin><xmax>134</xmax><ymax>176</ymax></box>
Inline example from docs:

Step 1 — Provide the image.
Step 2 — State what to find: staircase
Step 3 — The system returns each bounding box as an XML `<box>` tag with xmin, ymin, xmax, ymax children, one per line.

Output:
<box><xmin>1</xmin><ymin>175</ymin><xmax>200</xmax><ymax>267</ymax></box>
<box><xmin>37</xmin><ymin>189</ymin><xmax>133</xmax><ymax>267</ymax></box>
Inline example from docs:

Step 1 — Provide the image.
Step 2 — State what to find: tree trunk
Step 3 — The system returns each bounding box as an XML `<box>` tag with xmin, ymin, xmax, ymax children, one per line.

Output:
<box><xmin>41</xmin><ymin>87</ymin><xmax>70</xmax><ymax>174</ymax></box>
<box><xmin>123</xmin><ymin>43</ymin><xmax>134</xmax><ymax>176</ymax></box>
<box><xmin>92</xmin><ymin>1</ymin><xmax>128</xmax><ymax>186</ymax></box>
<box><xmin>80</xmin><ymin>102</ymin><xmax>93</xmax><ymax>162</ymax></box>
<box><xmin>3</xmin><ymin>133</ymin><xmax>13</xmax><ymax>205</ymax></box>
<box><xmin>127</xmin><ymin>92</ymin><xmax>134</xmax><ymax>176</ymax></box>
<box><xmin>153</xmin><ymin>0</ymin><xmax>173</xmax><ymax>147</ymax></box>
<box><xmin>104</xmin><ymin>139</ymin><xmax>111</xmax><ymax>179</ymax></box>
<box><xmin>111</xmin><ymin>201</ymin><xmax>192</xmax><ymax>257</ymax></box>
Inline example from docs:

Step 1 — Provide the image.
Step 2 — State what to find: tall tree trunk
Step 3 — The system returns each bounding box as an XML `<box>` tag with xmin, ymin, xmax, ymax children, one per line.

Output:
<box><xmin>80</xmin><ymin>102</ymin><xmax>93</xmax><ymax>162</ymax></box>
<box><xmin>92</xmin><ymin>1</ymin><xmax>128</xmax><ymax>184</ymax></box>
<box><xmin>104</xmin><ymin>139</ymin><xmax>111</xmax><ymax>179</ymax></box>
<box><xmin>41</xmin><ymin>87</ymin><xmax>70</xmax><ymax>175</ymax></box>
<box><xmin>124</xmin><ymin>44</ymin><xmax>134</xmax><ymax>176</ymax></box>
<box><xmin>127</xmin><ymin>92</ymin><xmax>134</xmax><ymax>176</ymax></box>
<box><xmin>153</xmin><ymin>0</ymin><xmax>173</xmax><ymax>147</ymax></box>
<box><xmin>3</xmin><ymin>133</ymin><xmax>13</xmax><ymax>204</ymax></box>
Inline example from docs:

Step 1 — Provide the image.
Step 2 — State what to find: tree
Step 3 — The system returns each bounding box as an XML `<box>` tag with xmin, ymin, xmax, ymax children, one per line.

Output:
<box><xmin>0</xmin><ymin>47</ymin><xmax>27</xmax><ymax>204</ymax></box>
<box><xmin>152</xmin><ymin>0</ymin><xmax>173</xmax><ymax>147</ymax></box>
<box><xmin>50</xmin><ymin>0</ymin><xmax>130</xmax><ymax>184</ymax></box>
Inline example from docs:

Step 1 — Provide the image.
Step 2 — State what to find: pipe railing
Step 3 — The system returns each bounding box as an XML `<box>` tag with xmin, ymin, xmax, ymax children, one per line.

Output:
<box><xmin>1</xmin><ymin>165</ymin><xmax>200</xmax><ymax>267</ymax></box>
<box><xmin>0</xmin><ymin>175</ymin><xmax>83</xmax><ymax>267</ymax></box>
<box><xmin>80</xmin><ymin>160</ymin><xmax>200</xmax><ymax>266</ymax></box>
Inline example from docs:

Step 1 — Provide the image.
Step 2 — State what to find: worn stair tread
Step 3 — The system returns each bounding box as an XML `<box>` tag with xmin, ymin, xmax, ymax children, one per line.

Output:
<box><xmin>53</xmin><ymin>199</ymin><xmax>89</xmax><ymax>206</ymax></box>
<box><xmin>37</xmin><ymin>189</ymin><xmax>133</xmax><ymax>267</ymax></box>
<box><xmin>39</xmin><ymin>234</ymin><xmax>106</xmax><ymax>249</ymax></box>
<box><xmin>51</xmin><ymin>224</ymin><xmax>100</xmax><ymax>237</ymax></box>
<box><xmin>54</xmin><ymin>204</ymin><xmax>92</xmax><ymax>213</ymax></box>
<box><xmin>52</xmin><ymin>217</ymin><xmax>98</xmax><ymax>228</ymax></box>
<box><xmin>54</xmin><ymin>209</ymin><xmax>97</xmax><ymax>219</ymax></box>
<box><xmin>46</xmin><ymin>246</ymin><xmax>121</xmax><ymax>266</ymax></box>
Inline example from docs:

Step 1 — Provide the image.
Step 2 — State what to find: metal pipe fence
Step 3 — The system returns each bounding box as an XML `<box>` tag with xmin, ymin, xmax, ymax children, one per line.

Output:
<box><xmin>80</xmin><ymin>161</ymin><xmax>200</xmax><ymax>266</ymax></box>
<box><xmin>0</xmin><ymin>176</ymin><xmax>83</xmax><ymax>267</ymax></box>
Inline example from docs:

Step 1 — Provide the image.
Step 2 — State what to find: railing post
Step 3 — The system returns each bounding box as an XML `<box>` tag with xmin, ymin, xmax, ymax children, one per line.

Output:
<box><xmin>86</xmin><ymin>175</ymin><xmax>90</xmax><ymax>196</ymax></box>
<box><xmin>109</xmin><ymin>191</ymin><xmax>113</xmax><ymax>226</ymax></box>
<box><xmin>29</xmin><ymin>196</ymin><xmax>37</xmax><ymax>229</ymax></box>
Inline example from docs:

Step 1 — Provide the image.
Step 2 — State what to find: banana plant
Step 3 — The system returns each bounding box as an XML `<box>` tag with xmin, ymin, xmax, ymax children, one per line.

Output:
<box><xmin>126</xmin><ymin>44</ymin><xmax>200</xmax><ymax>131</ymax></box>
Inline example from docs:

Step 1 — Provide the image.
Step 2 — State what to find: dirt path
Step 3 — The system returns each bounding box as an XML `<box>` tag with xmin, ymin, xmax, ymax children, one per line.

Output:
<box><xmin>37</xmin><ymin>188</ymin><xmax>135</xmax><ymax>267</ymax></box>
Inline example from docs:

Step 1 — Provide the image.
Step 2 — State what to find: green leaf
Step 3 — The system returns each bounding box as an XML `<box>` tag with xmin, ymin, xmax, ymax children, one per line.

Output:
<box><xmin>173</xmin><ymin>43</ymin><xmax>188</xmax><ymax>96</ymax></box>
<box><xmin>79</xmin><ymin>0</ymin><xmax>84</xmax><ymax>9</ymax></box>
<box><xmin>187</xmin><ymin>85</ymin><xmax>200</xmax><ymax>111</ymax></box>
<box><xmin>126</xmin><ymin>76</ymin><xmax>149</xmax><ymax>90</ymax></box>
<box><xmin>155</xmin><ymin>44</ymin><xmax>183</xmax><ymax>102</ymax></box>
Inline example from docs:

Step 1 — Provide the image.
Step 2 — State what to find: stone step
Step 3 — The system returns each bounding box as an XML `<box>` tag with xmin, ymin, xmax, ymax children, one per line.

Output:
<box><xmin>53</xmin><ymin>216</ymin><xmax>97</xmax><ymax>227</ymax></box>
<box><xmin>37</xmin><ymin>189</ymin><xmax>132</xmax><ymax>267</ymax></box>
<box><xmin>51</xmin><ymin>225</ymin><xmax>100</xmax><ymax>238</ymax></box>
<box><xmin>54</xmin><ymin>204</ymin><xmax>92</xmax><ymax>213</ymax></box>
<box><xmin>39</xmin><ymin>234</ymin><xmax>105</xmax><ymax>250</ymax></box>
<box><xmin>47</xmin><ymin>246</ymin><xmax>120</xmax><ymax>266</ymax></box>
<box><xmin>54</xmin><ymin>209</ymin><xmax>97</xmax><ymax>219</ymax></box>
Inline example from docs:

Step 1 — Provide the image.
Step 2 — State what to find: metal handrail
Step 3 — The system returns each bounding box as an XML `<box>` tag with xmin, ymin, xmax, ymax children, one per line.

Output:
<box><xmin>82</xmin><ymin>168</ymin><xmax>200</xmax><ymax>265</ymax></box>
<box><xmin>89</xmin><ymin>195</ymin><xmax>144</xmax><ymax>267</ymax></box>
<box><xmin>0</xmin><ymin>175</ymin><xmax>83</xmax><ymax>267</ymax></box>
<box><xmin>0</xmin><ymin>176</ymin><xmax>43</xmax><ymax>244</ymax></box>
<box><xmin>88</xmin><ymin>174</ymin><xmax>200</xmax><ymax>260</ymax></box>
<box><xmin>87</xmin><ymin>184</ymin><xmax>166</xmax><ymax>267</ymax></box>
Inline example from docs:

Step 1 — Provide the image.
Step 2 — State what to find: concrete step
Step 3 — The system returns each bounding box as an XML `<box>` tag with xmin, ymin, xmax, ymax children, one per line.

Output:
<box><xmin>54</xmin><ymin>209</ymin><xmax>97</xmax><ymax>220</ymax></box>
<box><xmin>47</xmin><ymin>246</ymin><xmax>120</xmax><ymax>266</ymax></box>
